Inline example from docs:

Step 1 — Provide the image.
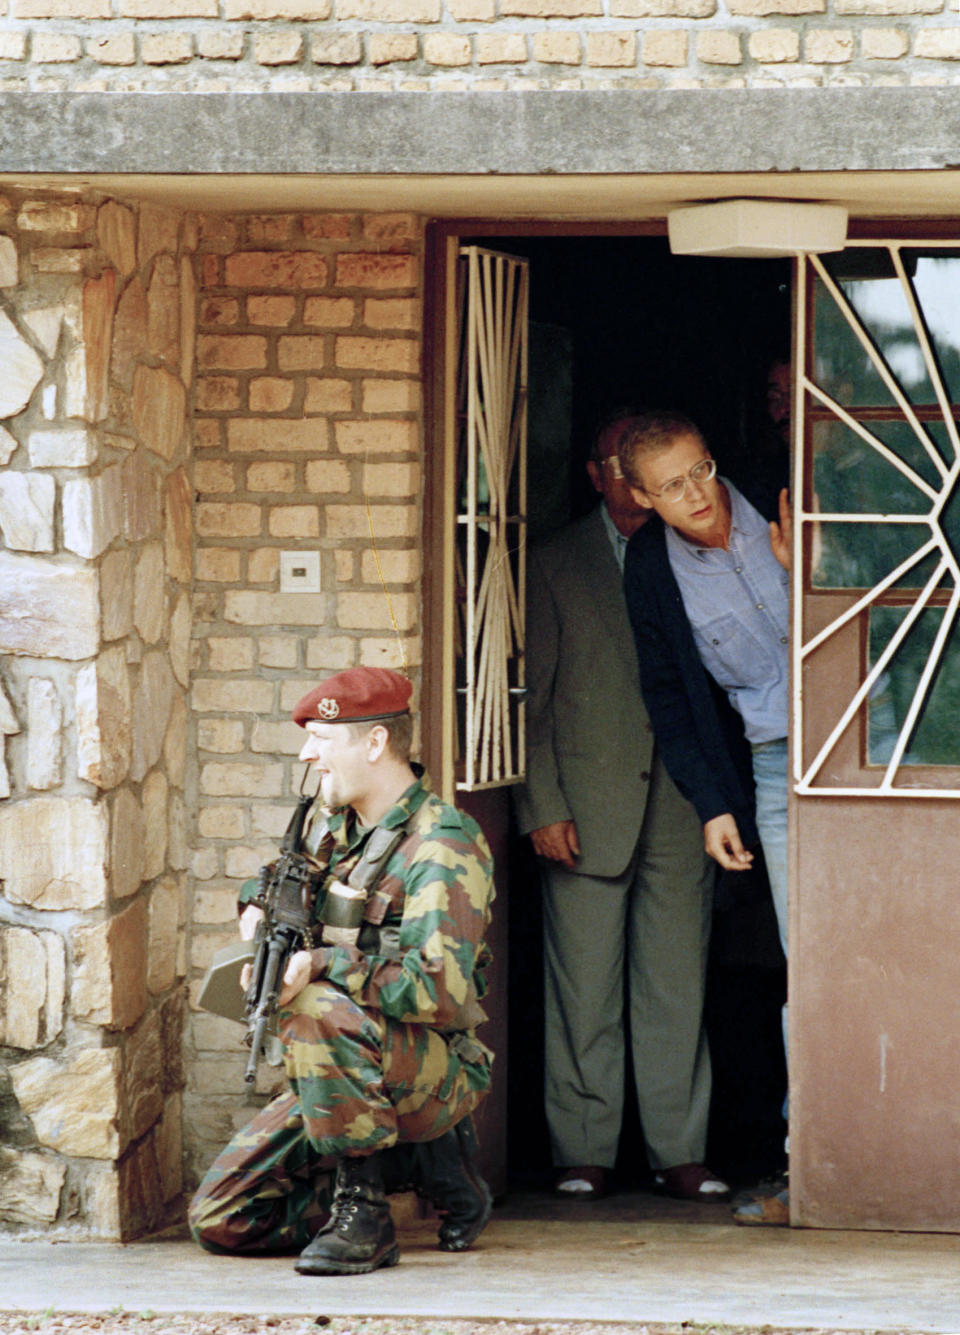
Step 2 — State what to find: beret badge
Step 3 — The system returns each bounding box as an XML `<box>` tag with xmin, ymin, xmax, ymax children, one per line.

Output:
<box><xmin>317</xmin><ymin>697</ymin><xmax>341</xmax><ymax>720</ymax></box>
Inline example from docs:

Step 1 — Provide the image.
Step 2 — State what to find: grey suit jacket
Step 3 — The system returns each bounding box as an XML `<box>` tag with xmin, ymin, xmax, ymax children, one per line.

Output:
<box><xmin>513</xmin><ymin>506</ymin><xmax>655</xmax><ymax>879</ymax></box>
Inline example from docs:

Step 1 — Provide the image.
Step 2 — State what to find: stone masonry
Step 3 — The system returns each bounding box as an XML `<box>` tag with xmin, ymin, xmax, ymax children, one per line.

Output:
<box><xmin>0</xmin><ymin>190</ymin><xmax>194</xmax><ymax>1238</ymax></box>
<box><xmin>0</xmin><ymin>194</ymin><xmax>425</xmax><ymax>1233</ymax></box>
<box><xmin>0</xmin><ymin>2</ymin><xmax>957</xmax><ymax>91</ymax></box>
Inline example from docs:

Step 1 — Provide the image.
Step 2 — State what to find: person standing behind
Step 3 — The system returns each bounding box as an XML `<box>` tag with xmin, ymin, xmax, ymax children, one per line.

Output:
<box><xmin>513</xmin><ymin>411</ymin><xmax>727</xmax><ymax>1204</ymax></box>
<box><xmin>618</xmin><ymin>410</ymin><xmax>791</xmax><ymax>1225</ymax></box>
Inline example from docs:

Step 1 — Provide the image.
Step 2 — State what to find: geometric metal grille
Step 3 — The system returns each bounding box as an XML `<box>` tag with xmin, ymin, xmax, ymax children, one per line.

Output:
<box><xmin>454</xmin><ymin>245</ymin><xmax>528</xmax><ymax>790</ymax></box>
<box><xmin>794</xmin><ymin>241</ymin><xmax>960</xmax><ymax>796</ymax></box>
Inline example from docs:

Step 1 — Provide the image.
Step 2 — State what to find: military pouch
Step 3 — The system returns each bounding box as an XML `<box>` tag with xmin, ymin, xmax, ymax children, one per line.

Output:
<box><xmin>320</xmin><ymin>879</ymin><xmax>367</xmax><ymax>947</ymax></box>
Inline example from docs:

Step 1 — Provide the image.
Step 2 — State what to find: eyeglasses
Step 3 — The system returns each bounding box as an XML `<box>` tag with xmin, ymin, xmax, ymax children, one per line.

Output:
<box><xmin>643</xmin><ymin>457</ymin><xmax>717</xmax><ymax>503</ymax></box>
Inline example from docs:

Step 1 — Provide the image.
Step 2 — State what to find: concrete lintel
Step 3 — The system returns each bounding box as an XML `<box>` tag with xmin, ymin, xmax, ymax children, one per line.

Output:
<box><xmin>1</xmin><ymin>90</ymin><xmax>960</xmax><ymax>178</ymax></box>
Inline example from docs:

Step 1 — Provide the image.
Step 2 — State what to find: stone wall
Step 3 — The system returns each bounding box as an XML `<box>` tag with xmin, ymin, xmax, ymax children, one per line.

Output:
<box><xmin>0</xmin><ymin>2</ymin><xmax>957</xmax><ymax>91</ymax></box>
<box><xmin>0</xmin><ymin>190</ymin><xmax>195</xmax><ymax>1237</ymax></box>
<box><xmin>183</xmin><ymin>210</ymin><xmax>423</xmax><ymax>1185</ymax></box>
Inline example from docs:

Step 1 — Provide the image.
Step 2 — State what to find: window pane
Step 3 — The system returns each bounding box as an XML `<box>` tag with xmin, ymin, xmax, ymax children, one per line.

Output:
<box><xmin>813</xmin><ymin>273</ymin><xmax>898</xmax><ymax>409</ymax></box>
<box><xmin>868</xmin><ymin>604</ymin><xmax>960</xmax><ymax>765</ymax></box>
<box><xmin>811</xmin><ymin>418</ymin><xmax>936</xmax><ymax>517</ymax></box>
<box><xmin>904</xmin><ymin>251</ymin><xmax>960</xmax><ymax>414</ymax></box>
<box><xmin>810</xmin><ymin>521</ymin><xmax>933</xmax><ymax>589</ymax></box>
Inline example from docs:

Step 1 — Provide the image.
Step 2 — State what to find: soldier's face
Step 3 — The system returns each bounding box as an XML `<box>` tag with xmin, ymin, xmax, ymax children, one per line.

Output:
<box><xmin>300</xmin><ymin>721</ymin><xmax>368</xmax><ymax>810</ymax></box>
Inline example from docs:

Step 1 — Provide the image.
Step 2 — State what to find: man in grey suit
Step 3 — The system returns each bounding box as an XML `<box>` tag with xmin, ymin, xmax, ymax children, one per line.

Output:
<box><xmin>514</xmin><ymin>411</ymin><xmax>727</xmax><ymax>1202</ymax></box>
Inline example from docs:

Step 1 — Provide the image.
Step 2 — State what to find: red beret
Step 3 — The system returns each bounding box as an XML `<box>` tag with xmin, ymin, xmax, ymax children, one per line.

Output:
<box><xmin>292</xmin><ymin>667</ymin><xmax>412</xmax><ymax>728</ymax></box>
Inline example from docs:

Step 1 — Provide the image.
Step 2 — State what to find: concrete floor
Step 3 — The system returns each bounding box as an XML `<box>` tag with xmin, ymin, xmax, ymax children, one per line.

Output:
<box><xmin>3</xmin><ymin>1193</ymin><xmax>960</xmax><ymax>1330</ymax></box>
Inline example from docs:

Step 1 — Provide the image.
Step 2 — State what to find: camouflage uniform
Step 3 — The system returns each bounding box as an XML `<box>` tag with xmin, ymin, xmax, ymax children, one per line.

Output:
<box><xmin>189</xmin><ymin>770</ymin><xmax>494</xmax><ymax>1253</ymax></box>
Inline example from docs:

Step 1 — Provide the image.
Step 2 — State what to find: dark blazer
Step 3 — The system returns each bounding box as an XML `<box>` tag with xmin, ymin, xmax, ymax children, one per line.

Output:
<box><xmin>622</xmin><ymin>480</ymin><xmax>781</xmax><ymax>849</ymax></box>
<box><xmin>514</xmin><ymin>506</ymin><xmax>655</xmax><ymax>879</ymax></box>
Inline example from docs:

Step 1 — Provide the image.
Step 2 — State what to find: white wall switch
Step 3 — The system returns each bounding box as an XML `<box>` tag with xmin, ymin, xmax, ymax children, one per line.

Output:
<box><xmin>279</xmin><ymin>550</ymin><xmax>321</xmax><ymax>594</ymax></box>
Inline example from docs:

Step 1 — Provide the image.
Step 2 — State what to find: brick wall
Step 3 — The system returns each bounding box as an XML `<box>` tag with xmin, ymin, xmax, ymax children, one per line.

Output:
<box><xmin>0</xmin><ymin>1</ymin><xmax>957</xmax><ymax>89</ymax></box>
<box><xmin>183</xmin><ymin>210</ymin><xmax>423</xmax><ymax>1181</ymax></box>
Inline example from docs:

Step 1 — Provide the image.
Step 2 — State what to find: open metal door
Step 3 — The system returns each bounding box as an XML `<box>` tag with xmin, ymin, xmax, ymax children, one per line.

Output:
<box><xmin>791</xmin><ymin>239</ymin><xmax>960</xmax><ymax>1229</ymax></box>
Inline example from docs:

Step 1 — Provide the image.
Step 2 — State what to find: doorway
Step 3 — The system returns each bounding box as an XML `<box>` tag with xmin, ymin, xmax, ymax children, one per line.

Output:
<box><xmin>444</xmin><ymin>232</ymin><xmax>793</xmax><ymax>1195</ymax></box>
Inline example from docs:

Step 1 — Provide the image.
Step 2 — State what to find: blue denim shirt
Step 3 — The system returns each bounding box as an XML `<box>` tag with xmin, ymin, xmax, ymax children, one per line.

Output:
<box><xmin>664</xmin><ymin>481</ymin><xmax>788</xmax><ymax>745</ymax></box>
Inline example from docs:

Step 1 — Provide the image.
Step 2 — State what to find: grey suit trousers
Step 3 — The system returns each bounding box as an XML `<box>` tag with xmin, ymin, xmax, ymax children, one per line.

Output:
<box><xmin>543</xmin><ymin>751</ymin><xmax>714</xmax><ymax>1172</ymax></box>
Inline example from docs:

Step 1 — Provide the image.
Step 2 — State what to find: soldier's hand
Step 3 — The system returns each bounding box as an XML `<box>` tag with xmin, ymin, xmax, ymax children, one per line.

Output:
<box><xmin>704</xmin><ymin>813</ymin><xmax>754</xmax><ymax>872</ymax></box>
<box><xmin>278</xmin><ymin>949</ymin><xmax>313</xmax><ymax>1006</ymax></box>
<box><xmin>530</xmin><ymin>820</ymin><xmax>581</xmax><ymax>870</ymax></box>
<box><xmin>769</xmin><ymin>488</ymin><xmax>791</xmax><ymax>571</ymax></box>
<box><xmin>237</xmin><ymin>904</ymin><xmax>264</xmax><ymax>991</ymax></box>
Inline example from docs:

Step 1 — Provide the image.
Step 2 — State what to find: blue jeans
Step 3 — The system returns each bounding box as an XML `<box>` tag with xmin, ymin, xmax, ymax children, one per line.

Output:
<box><xmin>751</xmin><ymin>736</ymin><xmax>790</xmax><ymax>1120</ymax></box>
<box><xmin>751</xmin><ymin>737</ymin><xmax>788</xmax><ymax>957</ymax></box>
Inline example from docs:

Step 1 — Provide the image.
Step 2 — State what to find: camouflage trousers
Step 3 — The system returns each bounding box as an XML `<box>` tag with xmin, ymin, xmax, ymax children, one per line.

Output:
<box><xmin>189</xmin><ymin>980</ymin><xmax>492</xmax><ymax>1254</ymax></box>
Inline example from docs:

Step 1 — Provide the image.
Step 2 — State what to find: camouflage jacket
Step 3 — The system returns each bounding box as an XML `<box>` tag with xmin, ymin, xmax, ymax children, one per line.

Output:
<box><xmin>302</xmin><ymin>771</ymin><xmax>494</xmax><ymax>1032</ymax></box>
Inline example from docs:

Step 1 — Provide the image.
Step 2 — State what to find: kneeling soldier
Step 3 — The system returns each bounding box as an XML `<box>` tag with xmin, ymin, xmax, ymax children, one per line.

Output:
<box><xmin>189</xmin><ymin>667</ymin><xmax>495</xmax><ymax>1274</ymax></box>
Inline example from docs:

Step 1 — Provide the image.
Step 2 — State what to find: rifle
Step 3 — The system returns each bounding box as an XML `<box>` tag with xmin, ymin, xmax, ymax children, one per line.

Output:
<box><xmin>241</xmin><ymin>791</ymin><xmax>327</xmax><ymax>1084</ymax></box>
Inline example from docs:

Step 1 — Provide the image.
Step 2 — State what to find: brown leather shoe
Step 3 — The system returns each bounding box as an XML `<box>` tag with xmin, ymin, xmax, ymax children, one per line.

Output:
<box><xmin>653</xmin><ymin>1162</ymin><xmax>730</xmax><ymax>1201</ymax></box>
<box><xmin>554</xmin><ymin>1166</ymin><xmax>607</xmax><ymax>1198</ymax></box>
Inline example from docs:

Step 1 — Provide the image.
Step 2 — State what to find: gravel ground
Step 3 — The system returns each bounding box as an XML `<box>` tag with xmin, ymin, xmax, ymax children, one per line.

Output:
<box><xmin>0</xmin><ymin>1317</ymin><xmax>915</xmax><ymax>1335</ymax></box>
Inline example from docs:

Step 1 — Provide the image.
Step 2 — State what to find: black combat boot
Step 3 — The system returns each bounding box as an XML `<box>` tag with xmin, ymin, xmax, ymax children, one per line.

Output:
<box><xmin>411</xmin><ymin>1117</ymin><xmax>493</xmax><ymax>1252</ymax></box>
<box><xmin>295</xmin><ymin>1152</ymin><xmax>399</xmax><ymax>1275</ymax></box>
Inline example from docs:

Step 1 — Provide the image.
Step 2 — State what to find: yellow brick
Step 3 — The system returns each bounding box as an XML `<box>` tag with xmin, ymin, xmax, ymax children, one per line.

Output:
<box><xmin>476</xmin><ymin>33</ymin><xmax>528</xmax><ymax>63</ymax></box>
<box><xmin>197</xmin><ymin>721</ymin><xmax>245</xmax><ymax>754</ymax></box>
<box><xmin>17</xmin><ymin>200</ymin><xmax>92</xmax><ymax>232</ymax></box>
<box><xmin>195</xmin><ymin>502</ymin><xmax>262</xmax><ymax>537</ymax></box>
<box><xmin>200</xmin><ymin>762</ymin><xmax>285</xmax><ymax>799</ymax></box>
<box><xmin>336</xmin><ymin>336</ymin><xmax>419</xmax><ymax>373</ymax></box>
<box><xmin>336</xmin><ymin>591</ymin><xmax>417</xmax><ymax>631</ymax></box>
<box><xmin>224</xmin><ymin>591</ymin><xmax>324</xmax><ymax>626</ymax></box>
<box><xmin>448</xmin><ymin>0</ymin><xmax>495</xmax><ymax>14</ymax></box>
<box><xmin>805</xmin><ymin>28</ymin><xmax>853</xmax><ymax>61</ymax></box>
<box><xmin>369</xmin><ymin>34</ymin><xmax>418</xmax><ymax>64</ymax></box>
<box><xmin>87</xmin><ymin>34</ymin><xmax>136</xmax><ymax>63</ymax></box>
<box><xmin>269</xmin><ymin>505</ymin><xmax>320</xmax><ymax>537</ymax></box>
<box><xmin>122</xmin><ymin>0</ymin><xmax>216</xmax><ymax>11</ymax></box>
<box><xmin>836</xmin><ymin>0</ymin><xmax>938</xmax><ymax>9</ymax></box>
<box><xmin>730</xmin><ymin>0</ymin><xmax>821</xmax><ymax>11</ymax></box>
<box><xmin>228</xmin><ymin>419</ymin><xmax>329</xmax><ymax>453</ymax></box>
<box><xmin>0</xmin><ymin>33</ymin><xmax>27</xmax><ymax>57</ymax></box>
<box><xmin>254</xmin><ymin>32</ymin><xmax>304</xmax><ymax>64</ymax></box>
<box><xmin>916</xmin><ymin>30</ymin><xmax>960</xmax><ymax>58</ymax></box>
<box><xmin>197</xmin><ymin>30</ymin><xmax>244</xmax><ymax>58</ymax></box>
<box><xmin>613</xmin><ymin>0</ymin><xmax>714</xmax><ymax>9</ymax></box>
<box><xmin>14</xmin><ymin>0</ymin><xmax>108</xmax><ymax>14</ymax></box>
<box><xmin>247</xmin><ymin>461</ymin><xmax>296</xmax><ymax>492</ymax></box>
<box><xmin>248</xmin><ymin>294</ymin><xmax>296</xmax><ymax>326</ymax></box>
<box><xmin>196</xmin><ymin>377</ymin><xmax>241</xmax><ymax>411</ymax></box>
<box><xmin>361</xmin><ymin>549</ymin><xmax>420</xmax><ymax>584</ymax></box>
<box><xmin>362</xmin><ymin>461</ymin><xmax>421</xmax><ymax>497</ymax></box>
<box><xmin>533</xmin><ymin>32</ymin><xmax>581</xmax><ymax>63</ymax></box>
<box><xmin>334</xmin><ymin>551</ymin><xmax>355</xmax><ymax>582</ymax></box>
<box><xmin>326</xmin><ymin>505</ymin><xmax>417</xmax><ymax>539</ymax></box>
<box><xmin>223</xmin><ymin>0</ymin><xmax>329</xmax><ymax>14</ymax></box>
<box><xmin>363</xmin><ymin>298</ymin><xmax>421</xmax><ymax>331</ymax></box>
<box><xmin>32</xmin><ymin>33</ymin><xmax>82</xmax><ymax>60</ymax></box>
<box><xmin>334</xmin><ymin>419</ymin><xmax>419</xmax><ymax>454</ymax></box>
<box><xmin>198</xmin><ymin>804</ymin><xmax>246</xmax><ymax>836</ymax></box>
<box><xmin>359</xmin><ymin>636</ymin><xmax>421</xmax><ymax>669</ymax></box>
<box><xmin>32</xmin><ymin>249</ymin><xmax>88</xmax><ymax>273</ymax></box>
<box><xmin>196</xmin><ymin>549</ymin><xmax>241</xmax><ymax>582</ymax></box>
<box><xmin>207</xmin><ymin>637</ymin><xmax>255</xmax><ymax>671</ymax></box>
<box><xmin>336</xmin><ymin>0</ymin><xmax>440</xmax><ymax>16</ymax></box>
<box><xmin>335</xmin><ymin>253</ymin><xmax>418</xmax><ymax>290</ymax></box>
<box><xmin>423</xmin><ymin>33</ymin><xmax>472</xmax><ymax>65</ymax></box>
<box><xmin>305</xmin><ymin>378</ymin><xmax>354</xmax><ymax>413</ymax></box>
<box><xmin>305</xmin><ymin>458</ymin><xmax>352</xmax><ymax>492</ymax></box>
<box><xmin>193</xmin><ymin>678</ymin><xmax>274</xmax><ymax>713</ymax></box>
<box><xmin>305</xmin><ymin>636</ymin><xmax>356</xmax><ymax>670</ymax></box>
<box><xmin>304</xmin><ymin>296</ymin><xmax>355</xmax><ymax>327</ymax></box>
<box><xmin>642</xmin><ymin>30</ymin><xmax>688</xmax><ymax>65</ymax></box>
<box><xmin>247</xmin><ymin>548</ymin><xmax>280</xmax><ymax>583</ymax></box>
<box><xmin>194</xmin><ymin>459</ymin><xmax>236</xmax><ymax>493</ymax></box>
<box><xmin>311</xmin><ymin>32</ymin><xmax>362</xmax><ymax>63</ymax></box>
<box><xmin>502</xmin><ymin>0</ymin><xmax>601</xmax><ymax>12</ymax></box>
<box><xmin>697</xmin><ymin>30</ymin><xmax>741</xmax><ymax>63</ymax></box>
<box><xmin>748</xmin><ymin>28</ymin><xmax>800</xmax><ymax>59</ymax></box>
<box><xmin>586</xmin><ymin>31</ymin><xmax>637</xmax><ymax>66</ymax></box>
<box><xmin>278</xmin><ymin>335</ymin><xmax>327</xmax><ymax>371</ymax></box>
<box><xmin>249</xmin><ymin>377</ymin><xmax>295</xmax><ymax>412</ymax></box>
<box><xmin>362</xmin><ymin>379</ymin><xmax>420</xmax><ymax>413</ymax></box>
<box><xmin>141</xmin><ymin>33</ymin><xmax>194</xmax><ymax>63</ymax></box>
<box><xmin>861</xmin><ymin>27</ymin><xmax>907</xmax><ymax>57</ymax></box>
<box><xmin>225</xmin><ymin>250</ymin><xmax>328</xmax><ymax>289</ymax></box>
<box><xmin>197</xmin><ymin>336</ymin><xmax>267</xmax><ymax>371</ymax></box>
<box><xmin>259</xmin><ymin>636</ymin><xmax>299</xmax><ymax>668</ymax></box>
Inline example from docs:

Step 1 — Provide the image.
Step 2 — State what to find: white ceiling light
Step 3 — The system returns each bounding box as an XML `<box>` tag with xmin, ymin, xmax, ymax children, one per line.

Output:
<box><xmin>668</xmin><ymin>199</ymin><xmax>848</xmax><ymax>258</ymax></box>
